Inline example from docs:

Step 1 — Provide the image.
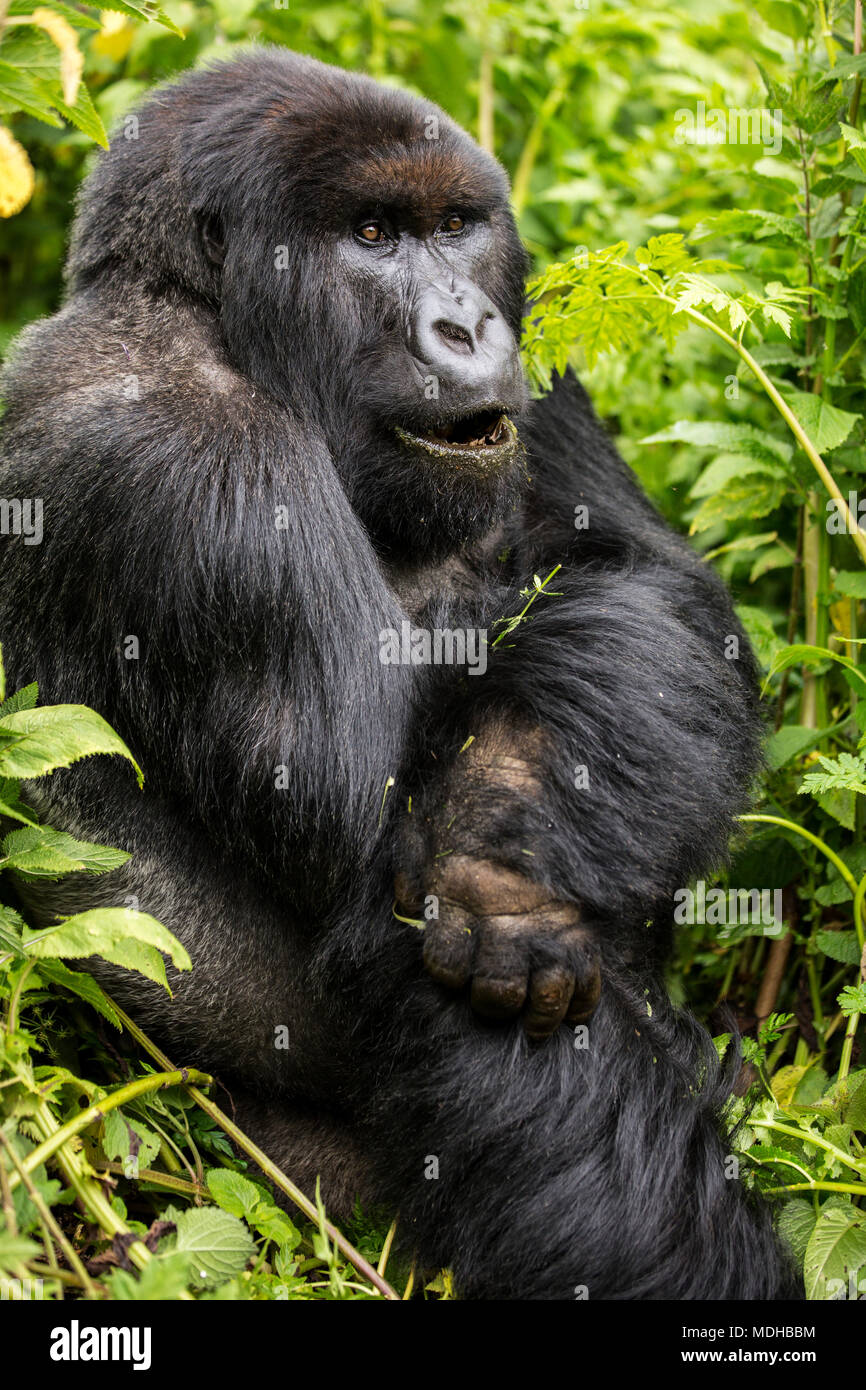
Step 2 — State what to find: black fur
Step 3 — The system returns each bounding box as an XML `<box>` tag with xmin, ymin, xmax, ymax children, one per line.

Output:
<box><xmin>0</xmin><ymin>48</ymin><xmax>797</xmax><ymax>1298</ymax></box>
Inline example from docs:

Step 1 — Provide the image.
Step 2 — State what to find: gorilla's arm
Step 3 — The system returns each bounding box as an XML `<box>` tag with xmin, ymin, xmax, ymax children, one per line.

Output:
<box><xmin>398</xmin><ymin>371</ymin><xmax>761</xmax><ymax>1024</ymax></box>
<box><xmin>0</xmin><ymin>298</ymin><xmax>411</xmax><ymax>884</ymax></box>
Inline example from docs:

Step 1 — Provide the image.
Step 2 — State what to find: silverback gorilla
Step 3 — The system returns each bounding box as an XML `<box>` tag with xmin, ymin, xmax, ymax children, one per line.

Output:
<box><xmin>0</xmin><ymin>48</ymin><xmax>798</xmax><ymax>1299</ymax></box>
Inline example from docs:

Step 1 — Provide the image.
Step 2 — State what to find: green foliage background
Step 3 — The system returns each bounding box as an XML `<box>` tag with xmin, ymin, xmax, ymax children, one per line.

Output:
<box><xmin>2</xmin><ymin>0</ymin><xmax>866</xmax><ymax>1302</ymax></box>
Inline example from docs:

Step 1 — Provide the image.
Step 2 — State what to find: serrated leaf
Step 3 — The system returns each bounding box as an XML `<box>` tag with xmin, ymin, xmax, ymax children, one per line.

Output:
<box><xmin>778</xmin><ymin>1199</ymin><xmax>818</xmax><ymax>1264</ymax></box>
<box><xmin>0</xmin><ymin>705</ymin><xmax>143</xmax><ymax>787</ymax></box>
<box><xmin>36</xmin><ymin>959</ymin><xmax>121</xmax><ymax>1027</ymax></box>
<box><xmin>845</xmin><ymin>1074</ymin><xmax>866</xmax><ymax>1131</ymax></box>
<box><xmin>765</xmin><ymin>724</ymin><xmax>830</xmax><ymax>770</ymax></box>
<box><xmin>804</xmin><ymin>1205</ymin><xmax>866</xmax><ymax>1299</ymax></box>
<box><xmin>764</xmin><ymin>644</ymin><xmax>866</xmax><ymax>695</ymax></box>
<box><xmin>816</xmin><ymin>930</ymin><xmax>862</xmax><ymax>965</ymax></box>
<box><xmin>173</xmin><ymin>1207</ymin><xmax>255</xmax><ymax>1288</ymax></box>
<box><xmin>642</xmin><ymin>418</ymin><xmax>791</xmax><ymax>462</ymax></box>
<box><xmin>736</xmin><ymin>604</ymin><xmax>786</xmax><ymax>670</ymax></box>
<box><xmin>1</xmin><ymin>826</ymin><xmax>130</xmax><ymax>878</ymax></box>
<box><xmin>689</xmin><ymin>474</ymin><xmax>788</xmax><ymax>533</ymax></box>
<box><xmin>782</xmin><ymin>390</ymin><xmax>860</xmax><ymax>452</ymax></box>
<box><xmin>22</xmin><ymin>908</ymin><xmax>191</xmax><ymax>977</ymax></box>
<box><xmin>839</xmin><ymin>984</ymin><xmax>866</xmax><ymax>1016</ymax></box>
<box><xmin>205</xmin><ymin>1168</ymin><xmax>261</xmax><ymax>1219</ymax></box>
<box><xmin>690</xmin><ymin>453</ymin><xmax>785</xmax><ymax>499</ymax></box>
<box><xmin>107</xmin><ymin>1252</ymin><xmax>192</xmax><ymax>1301</ymax></box>
<box><xmin>102</xmin><ymin>1109</ymin><xmax>161</xmax><ymax>1172</ymax></box>
<box><xmin>0</xmin><ymin>684</ymin><xmax>37</xmax><ymax>719</ymax></box>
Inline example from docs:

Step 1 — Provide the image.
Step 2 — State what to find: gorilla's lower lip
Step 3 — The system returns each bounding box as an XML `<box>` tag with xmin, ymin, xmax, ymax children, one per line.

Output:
<box><xmin>394</xmin><ymin>410</ymin><xmax>519</xmax><ymax>461</ymax></box>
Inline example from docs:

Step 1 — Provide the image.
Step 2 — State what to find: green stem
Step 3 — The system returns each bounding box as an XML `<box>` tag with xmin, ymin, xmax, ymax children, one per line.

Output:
<box><xmin>5</xmin><ymin>960</ymin><xmax>36</xmax><ymax>1035</ymax></box>
<box><xmin>30</xmin><ymin>1097</ymin><xmax>175</xmax><ymax>1284</ymax></box>
<box><xmin>627</xmin><ymin>272</ymin><xmax>866</xmax><ymax>565</ymax></box>
<box><xmin>0</xmin><ymin>1129</ymin><xmax>98</xmax><ymax>1297</ymax></box>
<box><xmin>512</xmin><ymin>69</ymin><xmax>570</xmax><ymax>216</ymax></box>
<box><xmin>478</xmin><ymin>6</ymin><xmax>494</xmax><ymax>154</ymax></box>
<box><xmin>757</xmin><ymin>1117</ymin><xmax>865</xmax><ymax>1174</ymax></box>
<box><xmin>103</xmin><ymin>994</ymin><xmax>400</xmax><ymax>1301</ymax></box>
<box><xmin>738</xmin><ymin>814</ymin><xmax>860</xmax><ymax>897</ymax></box>
<box><xmin>9</xmin><ymin>1068</ymin><xmax>212</xmax><ymax>1190</ymax></box>
<box><xmin>764</xmin><ymin>1180</ymin><xmax>866</xmax><ymax>1196</ymax></box>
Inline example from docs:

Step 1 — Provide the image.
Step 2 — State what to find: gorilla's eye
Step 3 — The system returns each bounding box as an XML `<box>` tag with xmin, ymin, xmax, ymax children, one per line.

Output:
<box><xmin>357</xmin><ymin>222</ymin><xmax>386</xmax><ymax>244</ymax></box>
<box><xmin>440</xmin><ymin>214</ymin><xmax>466</xmax><ymax>235</ymax></box>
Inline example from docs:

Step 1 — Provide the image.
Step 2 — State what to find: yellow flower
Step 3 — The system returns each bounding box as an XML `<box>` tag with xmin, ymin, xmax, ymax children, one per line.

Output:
<box><xmin>31</xmin><ymin>7</ymin><xmax>84</xmax><ymax>107</ymax></box>
<box><xmin>0</xmin><ymin>127</ymin><xmax>35</xmax><ymax>218</ymax></box>
<box><xmin>92</xmin><ymin>10</ymin><xmax>135</xmax><ymax>63</ymax></box>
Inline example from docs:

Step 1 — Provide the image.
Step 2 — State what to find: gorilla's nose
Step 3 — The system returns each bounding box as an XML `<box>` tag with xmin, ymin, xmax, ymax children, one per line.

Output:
<box><xmin>412</xmin><ymin>279</ymin><xmax>520</xmax><ymax>395</ymax></box>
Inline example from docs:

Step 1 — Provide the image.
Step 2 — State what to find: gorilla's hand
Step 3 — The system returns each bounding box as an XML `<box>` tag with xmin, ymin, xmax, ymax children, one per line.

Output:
<box><xmin>396</xmin><ymin>853</ymin><xmax>600</xmax><ymax>1040</ymax></box>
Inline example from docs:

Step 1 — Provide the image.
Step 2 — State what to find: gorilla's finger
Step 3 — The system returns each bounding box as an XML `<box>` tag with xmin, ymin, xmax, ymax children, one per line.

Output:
<box><xmin>523</xmin><ymin>964</ymin><xmax>574</xmax><ymax>1041</ymax></box>
<box><xmin>469</xmin><ymin>925</ymin><xmax>528</xmax><ymax>1019</ymax></box>
<box><xmin>422</xmin><ymin>909</ymin><xmax>473</xmax><ymax>990</ymax></box>
<box><xmin>565</xmin><ymin>943</ymin><xmax>602</xmax><ymax>1024</ymax></box>
<box><xmin>394</xmin><ymin>870</ymin><xmax>424</xmax><ymax>916</ymax></box>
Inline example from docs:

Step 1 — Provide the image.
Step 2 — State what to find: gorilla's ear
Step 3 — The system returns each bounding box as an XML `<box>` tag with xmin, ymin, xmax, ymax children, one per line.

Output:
<box><xmin>200</xmin><ymin>213</ymin><xmax>226</xmax><ymax>267</ymax></box>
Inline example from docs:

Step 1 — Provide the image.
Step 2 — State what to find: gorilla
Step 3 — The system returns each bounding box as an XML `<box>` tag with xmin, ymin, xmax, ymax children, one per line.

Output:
<box><xmin>0</xmin><ymin>47</ymin><xmax>797</xmax><ymax>1299</ymax></box>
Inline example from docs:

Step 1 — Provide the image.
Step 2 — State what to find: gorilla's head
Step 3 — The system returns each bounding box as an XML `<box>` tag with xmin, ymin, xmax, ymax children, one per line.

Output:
<box><xmin>69</xmin><ymin>49</ymin><xmax>531</xmax><ymax>555</ymax></box>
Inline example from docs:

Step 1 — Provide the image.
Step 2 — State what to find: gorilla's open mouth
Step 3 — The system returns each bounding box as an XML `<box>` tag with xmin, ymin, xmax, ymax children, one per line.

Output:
<box><xmin>394</xmin><ymin>410</ymin><xmax>519</xmax><ymax>465</ymax></box>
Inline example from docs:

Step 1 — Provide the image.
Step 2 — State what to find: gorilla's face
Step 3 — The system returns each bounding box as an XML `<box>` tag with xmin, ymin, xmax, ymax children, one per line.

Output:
<box><xmin>326</xmin><ymin>155</ymin><xmax>531</xmax><ymax>555</ymax></box>
<box><xmin>339</xmin><ymin>202</ymin><xmax>526</xmax><ymax>468</ymax></box>
<box><xmin>71</xmin><ymin>52</ymin><xmax>531</xmax><ymax>558</ymax></box>
<box><xmin>205</xmin><ymin>64</ymin><xmax>531</xmax><ymax>555</ymax></box>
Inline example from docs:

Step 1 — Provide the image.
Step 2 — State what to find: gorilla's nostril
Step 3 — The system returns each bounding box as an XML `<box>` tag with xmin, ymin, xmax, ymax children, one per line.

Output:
<box><xmin>434</xmin><ymin>319</ymin><xmax>473</xmax><ymax>353</ymax></box>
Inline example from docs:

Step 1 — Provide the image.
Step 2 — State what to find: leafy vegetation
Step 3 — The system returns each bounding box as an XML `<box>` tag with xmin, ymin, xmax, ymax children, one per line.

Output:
<box><xmin>2</xmin><ymin>0</ymin><xmax>866</xmax><ymax>1301</ymax></box>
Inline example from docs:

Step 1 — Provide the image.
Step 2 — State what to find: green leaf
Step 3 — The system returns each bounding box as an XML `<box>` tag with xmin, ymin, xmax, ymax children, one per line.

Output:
<box><xmin>799</xmin><ymin>752</ymin><xmax>866</xmax><ymax>798</ymax></box>
<box><xmin>840</xmin><ymin>122</ymin><xmax>866</xmax><ymax>175</ymax></box>
<box><xmin>172</xmin><ymin>1207</ymin><xmax>255</xmax><ymax>1288</ymax></box>
<box><xmin>22</xmin><ymin>908</ymin><xmax>191</xmax><ymax>983</ymax></box>
<box><xmin>765</xmin><ymin>724</ymin><xmax>830</xmax><ymax>770</ymax></box>
<box><xmin>782</xmin><ymin>390</ymin><xmax>860</xmax><ymax>452</ymax></box>
<box><xmin>0</xmin><ymin>705</ymin><xmax>143</xmax><ymax>787</ymax></box>
<box><xmin>777</xmin><ymin>1199</ymin><xmax>818</xmax><ymax>1264</ymax></box>
<box><xmin>735</xmin><ymin>605</ymin><xmax>786</xmax><ymax>670</ymax></box>
<box><xmin>0</xmin><ymin>684</ymin><xmax>38</xmax><ymax>719</ymax></box>
<box><xmin>0</xmin><ymin>1233</ymin><xmax>42</xmax><ymax>1273</ymax></box>
<box><xmin>0</xmin><ymin>776</ymin><xmax>37</xmax><ymax>828</ymax></box>
<box><xmin>35</xmin><ymin>958</ymin><xmax>120</xmax><ymax>1026</ymax></box>
<box><xmin>816</xmin><ymin>930</ymin><xmax>862</xmax><ymax>965</ymax></box>
<box><xmin>689</xmin><ymin>474</ymin><xmax>788</xmax><ymax>533</ymax></box>
<box><xmin>804</xmin><ymin>1204</ymin><xmax>866</xmax><ymax>1299</ymax></box>
<box><xmin>834</xmin><ymin>571</ymin><xmax>866</xmax><ymax>599</ymax></box>
<box><xmin>763</xmin><ymin>644</ymin><xmax>866</xmax><ymax>695</ymax></box>
<box><xmin>107</xmin><ymin>1252</ymin><xmax>192</xmax><ymax>1301</ymax></box>
<box><xmin>205</xmin><ymin>1169</ymin><xmax>261</xmax><ymax>1220</ymax></box>
<box><xmin>690</xmin><ymin>453</ymin><xmax>786</xmax><ymax>499</ymax></box>
<box><xmin>1</xmin><ymin>826</ymin><xmax>130</xmax><ymax>879</ymax></box>
<box><xmin>0</xmin><ymin>59</ymin><xmax>64</xmax><ymax>126</ymax></box>
<box><xmin>641</xmin><ymin>419</ymin><xmax>791</xmax><ymax>462</ymax></box>
<box><xmin>0</xmin><ymin>903</ymin><xmax>26</xmax><ymax>957</ymax></box>
<box><xmin>838</xmin><ymin>984</ymin><xmax>866</xmax><ymax>1016</ymax></box>
<box><xmin>97</xmin><ymin>0</ymin><xmax>185</xmax><ymax>39</ymax></box>
<box><xmin>102</xmin><ymin>1109</ymin><xmax>161</xmax><ymax>1173</ymax></box>
<box><xmin>845</xmin><ymin>1073</ymin><xmax>866</xmax><ymax>1132</ymax></box>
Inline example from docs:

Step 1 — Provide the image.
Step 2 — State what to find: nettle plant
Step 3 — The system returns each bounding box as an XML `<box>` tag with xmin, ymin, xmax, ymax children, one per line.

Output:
<box><xmin>0</xmin><ymin>649</ymin><xmax>402</xmax><ymax>1300</ymax></box>
<box><xmin>522</xmin><ymin>16</ymin><xmax>866</xmax><ymax>1298</ymax></box>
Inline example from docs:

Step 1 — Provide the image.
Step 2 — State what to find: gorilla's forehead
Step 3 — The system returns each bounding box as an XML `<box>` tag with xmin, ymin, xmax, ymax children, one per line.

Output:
<box><xmin>263</xmin><ymin>94</ymin><xmax>509</xmax><ymax>222</ymax></box>
<box><xmin>306</xmin><ymin>144</ymin><xmax>506</xmax><ymax>224</ymax></box>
